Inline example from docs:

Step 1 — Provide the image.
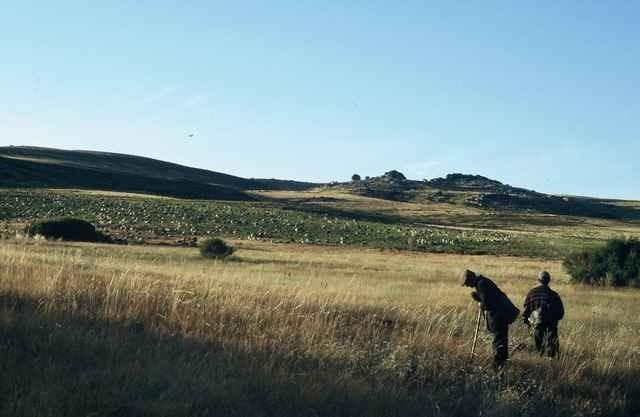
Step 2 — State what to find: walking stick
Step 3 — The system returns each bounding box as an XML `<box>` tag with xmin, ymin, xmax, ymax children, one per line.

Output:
<box><xmin>470</xmin><ymin>306</ymin><xmax>482</xmax><ymax>361</ymax></box>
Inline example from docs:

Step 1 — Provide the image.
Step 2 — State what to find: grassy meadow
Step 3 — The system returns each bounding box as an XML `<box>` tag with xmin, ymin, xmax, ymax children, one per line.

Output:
<box><xmin>1</xmin><ymin>188</ymin><xmax>627</xmax><ymax>258</ymax></box>
<box><xmin>1</xmin><ymin>238</ymin><xmax>638</xmax><ymax>416</ymax></box>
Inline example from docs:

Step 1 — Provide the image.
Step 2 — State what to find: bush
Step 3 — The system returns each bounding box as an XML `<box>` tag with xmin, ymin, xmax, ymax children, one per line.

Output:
<box><xmin>25</xmin><ymin>217</ymin><xmax>112</xmax><ymax>243</ymax></box>
<box><xmin>199</xmin><ymin>238</ymin><xmax>235</xmax><ymax>259</ymax></box>
<box><xmin>563</xmin><ymin>238</ymin><xmax>640</xmax><ymax>287</ymax></box>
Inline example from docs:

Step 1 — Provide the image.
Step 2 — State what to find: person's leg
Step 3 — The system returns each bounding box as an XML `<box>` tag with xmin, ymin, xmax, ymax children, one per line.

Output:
<box><xmin>533</xmin><ymin>325</ymin><xmax>544</xmax><ymax>355</ymax></box>
<box><xmin>492</xmin><ymin>322</ymin><xmax>508</xmax><ymax>370</ymax></box>
<box><xmin>546</xmin><ymin>325</ymin><xmax>559</xmax><ymax>357</ymax></box>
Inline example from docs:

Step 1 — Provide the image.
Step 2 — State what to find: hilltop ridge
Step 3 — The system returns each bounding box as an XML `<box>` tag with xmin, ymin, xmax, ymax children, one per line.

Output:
<box><xmin>333</xmin><ymin>170</ymin><xmax>637</xmax><ymax>220</ymax></box>
<box><xmin>1</xmin><ymin>146</ymin><xmax>638</xmax><ymax>220</ymax></box>
<box><xmin>0</xmin><ymin>146</ymin><xmax>318</xmax><ymax>200</ymax></box>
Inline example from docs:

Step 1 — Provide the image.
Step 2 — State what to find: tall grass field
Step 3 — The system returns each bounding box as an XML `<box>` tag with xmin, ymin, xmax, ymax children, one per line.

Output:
<box><xmin>1</xmin><ymin>238</ymin><xmax>638</xmax><ymax>416</ymax></box>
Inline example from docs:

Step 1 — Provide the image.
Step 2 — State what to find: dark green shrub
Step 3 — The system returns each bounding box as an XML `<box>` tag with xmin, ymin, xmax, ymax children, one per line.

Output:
<box><xmin>25</xmin><ymin>217</ymin><xmax>112</xmax><ymax>243</ymax></box>
<box><xmin>563</xmin><ymin>238</ymin><xmax>640</xmax><ymax>287</ymax></box>
<box><xmin>199</xmin><ymin>238</ymin><xmax>235</xmax><ymax>259</ymax></box>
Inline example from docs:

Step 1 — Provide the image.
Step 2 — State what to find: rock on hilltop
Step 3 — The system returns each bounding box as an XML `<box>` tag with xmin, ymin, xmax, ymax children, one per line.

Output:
<box><xmin>334</xmin><ymin>171</ymin><xmax>633</xmax><ymax>220</ymax></box>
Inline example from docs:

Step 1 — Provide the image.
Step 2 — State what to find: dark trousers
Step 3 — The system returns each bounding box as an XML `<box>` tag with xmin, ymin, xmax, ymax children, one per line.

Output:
<box><xmin>534</xmin><ymin>323</ymin><xmax>559</xmax><ymax>357</ymax></box>
<box><xmin>491</xmin><ymin>322</ymin><xmax>509</xmax><ymax>369</ymax></box>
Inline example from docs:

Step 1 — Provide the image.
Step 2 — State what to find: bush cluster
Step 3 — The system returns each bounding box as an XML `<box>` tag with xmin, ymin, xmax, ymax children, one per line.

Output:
<box><xmin>199</xmin><ymin>238</ymin><xmax>235</xmax><ymax>259</ymax></box>
<box><xmin>563</xmin><ymin>238</ymin><xmax>640</xmax><ymax>287</ymax></box>
<box><xmin>25</xmin><ymin>217</ymin><xmax>112</xmax><ymax>243</ymax></box>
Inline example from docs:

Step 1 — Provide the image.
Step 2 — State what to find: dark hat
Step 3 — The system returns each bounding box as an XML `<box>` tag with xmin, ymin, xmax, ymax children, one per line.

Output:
<box><xmin>460</xmin><ymin>269</ymin><xmax>476</xmax><ymax>286</ymax></box>
<box><xmin>538</xmin><ymin>271</ymin><xmax>551</xmax><ymax>284</ymax></box>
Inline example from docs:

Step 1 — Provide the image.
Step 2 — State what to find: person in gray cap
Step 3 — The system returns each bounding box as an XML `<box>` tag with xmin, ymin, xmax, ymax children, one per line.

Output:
<box><xmin>461</xmin><ymin>269</ymin><xmax>519</xmax><ymax>371</ymax></box>
<box><xmin>523</xmin><ymin>271</ymin><xmax>565</xmax><ymax>357</ymax></box>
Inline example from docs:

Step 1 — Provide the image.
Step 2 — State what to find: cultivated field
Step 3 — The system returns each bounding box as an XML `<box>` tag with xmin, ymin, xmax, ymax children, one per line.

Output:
<box><xmin>1</xmin><ymin>239</ymin><xmax>638</xmax><ymax>416</ymax></box>
<box><xmin>2</xmin><ymin>188</ymin><xmax>627</xmax><ymax>258</ymax></box>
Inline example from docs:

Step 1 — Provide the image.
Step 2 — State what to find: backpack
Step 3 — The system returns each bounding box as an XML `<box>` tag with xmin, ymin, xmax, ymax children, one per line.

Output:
<box><xmin>530</xmin><ymin>302</ymin><xmax>552</xmax><ymax>326</ymax></box>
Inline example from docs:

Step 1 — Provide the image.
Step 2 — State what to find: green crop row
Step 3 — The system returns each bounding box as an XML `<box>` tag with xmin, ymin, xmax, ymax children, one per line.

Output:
<box><xmin>0</xmin><ymin>189</ymin><xmax>595</xmax><ymax>258</ymax></box>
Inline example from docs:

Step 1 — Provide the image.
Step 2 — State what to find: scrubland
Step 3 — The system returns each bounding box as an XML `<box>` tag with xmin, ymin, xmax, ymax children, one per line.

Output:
<box><xmin>1</xmin><ymin>239</ymin><xmax>638</xmax><ymax>416</ymax></box>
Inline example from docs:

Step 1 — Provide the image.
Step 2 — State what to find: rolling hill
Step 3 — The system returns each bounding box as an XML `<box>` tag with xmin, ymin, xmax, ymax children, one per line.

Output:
<box><xmin>0</xmin><ymin>146</ymin><xmax>318</xmax><ymax>200</ymax></box>
<box><xmin>1</xmin><ymin>146</ymin><xmax>639</xmax><ymax>257</ymax></box>
<box><xmin>2</xmin><ymin>146</ymin><xmax>638</xmax><ymax>222</ymax></box>
<box><xmin>0</xmin><ymin>155</ymin><xmax>252</xmax><ymax>201</ymax></box>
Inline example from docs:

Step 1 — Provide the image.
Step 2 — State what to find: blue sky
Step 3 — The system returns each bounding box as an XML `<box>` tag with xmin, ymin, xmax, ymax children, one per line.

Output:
<box><xmin>1</xmin><ymin>2</ymin><xmax>638</xmax><ymax>199</ymax></box>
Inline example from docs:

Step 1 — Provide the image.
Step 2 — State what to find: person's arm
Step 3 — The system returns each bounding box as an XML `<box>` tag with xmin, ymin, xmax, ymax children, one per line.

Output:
<box><xmin>522</xmin><ymin>292</ymin><xmax>532</xmax><ymax>324</ymax></box>
<box><xmin>556</xmin><ymin>294</ymin><xmax>565</xmax><ymax>321</ymax></box>
<box><xmin>470</xmin><ymin>291</ymin><xmax>485</xmax><ymax>312</ymax></box>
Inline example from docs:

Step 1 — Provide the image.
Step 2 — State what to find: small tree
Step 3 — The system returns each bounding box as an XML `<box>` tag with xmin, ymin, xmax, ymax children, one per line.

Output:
<box><xmin>563</xmin><ymin>238</ymin><xmax>640</xmax><ymax>287</ymax></box>
<box><xmin>199</xmin><ymin>237</ymin><xmax>235</xmax><ymax>260</ymax></box>
<box><xmin>351</xmin><ymin>174</ymin><xmax>361</xmax><ymax>182</ymax></box>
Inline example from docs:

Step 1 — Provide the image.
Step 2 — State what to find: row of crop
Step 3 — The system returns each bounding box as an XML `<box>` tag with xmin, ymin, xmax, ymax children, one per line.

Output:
<box><xmin>0</xmin><ymin>190</ymin><xmax>567</xmax><ymax>257</ymax></box>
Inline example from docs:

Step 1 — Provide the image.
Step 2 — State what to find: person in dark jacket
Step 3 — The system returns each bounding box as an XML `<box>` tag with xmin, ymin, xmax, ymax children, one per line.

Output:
<box><xmin>523</xmin><ymin>271</ymin><xmax>565</xmax><ymax>357</ymax></box>
<box><xmin>461</xmin><ymin>269</ymin><xmax>517</xmax><ymax>371</ymax></box>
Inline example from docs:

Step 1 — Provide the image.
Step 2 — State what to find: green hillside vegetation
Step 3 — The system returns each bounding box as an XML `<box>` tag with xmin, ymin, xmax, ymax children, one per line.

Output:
<box><xmin>1</xmin><ymin>147</ymin><xmax>640</xmax><ymax>259</ymax></box>
<box><xmin>3</xmin><ymin>146</ymin><xmax>638</xmax><ymax>223</ymax></box>
<box><xmin>0</xmin><ymin>146</ymin><xmax>317</xmax><ymax>198</ymax></box>
<box><xmin>0</xmin><ymin>188</ymin><xmax>611</xmax><ymax>259</ymax></box>
<box><xmin>0</xmin><ymin>156</ymin><xmax>252</xmax><ymax>201</ymax></box>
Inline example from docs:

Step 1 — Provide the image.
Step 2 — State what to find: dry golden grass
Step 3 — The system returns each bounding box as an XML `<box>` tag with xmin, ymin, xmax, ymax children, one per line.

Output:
<box><xmin>1</xmin><ymin>238</ymin><xmax>638</xmax><ymax>416</ymax></box>
<box><xmin>255</xmin><ymin>188</ymin><xmax>487</xmax><ymax>222</ymax></box>
<box><xmin>257</xmin><ymin>188</ymin><xmax>640</xmax><ymax>241</ymax></box>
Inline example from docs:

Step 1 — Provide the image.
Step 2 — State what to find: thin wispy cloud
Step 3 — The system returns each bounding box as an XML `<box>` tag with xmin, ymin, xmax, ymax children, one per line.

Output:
<box><xmin>183</xmin><ymin>94</ymin><xmax>208</xmax><ymax>109</ymax></box>
<box><xmin>139</xmin><ymin>85</ymin><xmax>181</xmax><ymax>106</ymax></box>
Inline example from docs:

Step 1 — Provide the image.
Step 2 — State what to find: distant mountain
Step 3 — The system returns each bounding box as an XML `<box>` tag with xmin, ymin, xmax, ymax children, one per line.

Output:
<box><xmin>0</xmin><ymin>146</ymin><xmax>318</xmax><ymax>200</ymax></box>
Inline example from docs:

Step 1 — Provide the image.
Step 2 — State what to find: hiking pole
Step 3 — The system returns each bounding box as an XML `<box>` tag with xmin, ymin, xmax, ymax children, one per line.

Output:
<box><xmin>470</xmin><ymin>306</ymin><xmax>482</xmax><ymax>361</ymax></box>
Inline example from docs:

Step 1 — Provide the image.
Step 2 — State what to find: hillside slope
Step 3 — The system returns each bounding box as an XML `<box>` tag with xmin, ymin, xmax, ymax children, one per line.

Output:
<box><xmin>0</xmin><ymin>156</ymin><xmax>252</xmax><ymax>200</ymax></box>
<box><xmin>0</xmin><ymin>146</ymin><xmax>317</xmax><ymax>192</ymax></box>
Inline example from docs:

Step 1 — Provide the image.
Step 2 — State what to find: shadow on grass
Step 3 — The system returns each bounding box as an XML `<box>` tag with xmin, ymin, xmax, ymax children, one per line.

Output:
<box><xmin>223</xmin><ymin>255</ymin><xmax>356</xmax><ymax>270</ymax></box>
<box><xmin>1</xmin><ymin>292</ymin><xmax>637</xmax><ymax>417</ymax></box>
<box><xmin>0</xmin><ymin>293</ymin><xmax>455</xmax><ymax>417</ymax></box>
<box><xmin>264</xmin><ymin>200</ymin><xmax>412</xmax><ymax>225</ymax></box>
